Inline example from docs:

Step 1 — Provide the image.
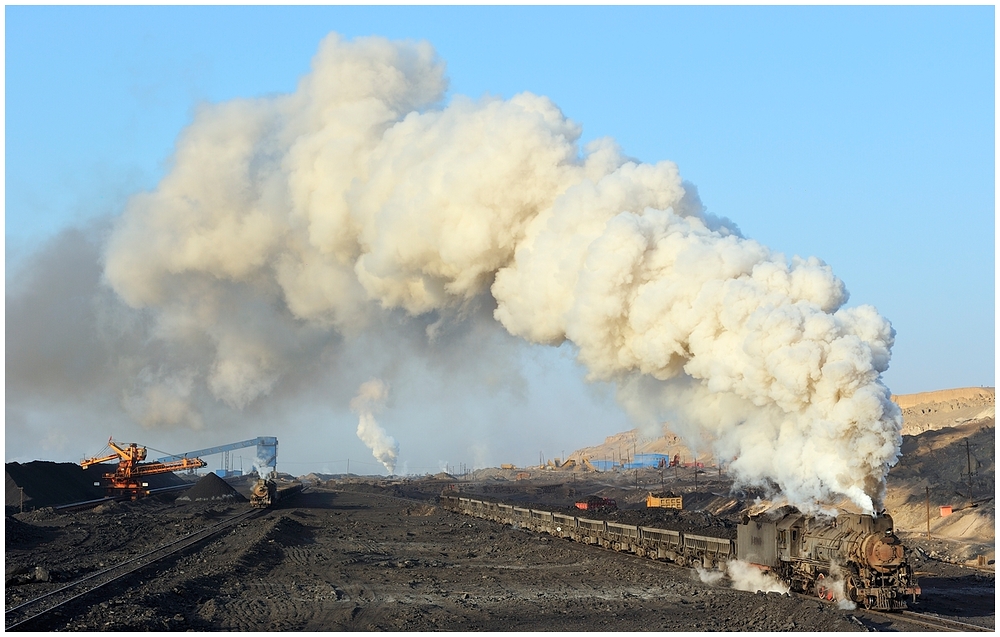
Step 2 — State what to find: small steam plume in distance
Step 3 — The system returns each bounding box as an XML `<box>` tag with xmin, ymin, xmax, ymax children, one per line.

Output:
<box><xmin>253</xmin><ymin>448</ymin><xmax>275</xmax><ymax>480</ymax></box>
<box><xmin>17</xmin><ymin>33</ymin><xmax>900</xmax><ymax>513</ymax></box>
<box><xmin>349</xmin><ymin>378</ymin><xmax>398</xmax><ymax>474</ymax></box>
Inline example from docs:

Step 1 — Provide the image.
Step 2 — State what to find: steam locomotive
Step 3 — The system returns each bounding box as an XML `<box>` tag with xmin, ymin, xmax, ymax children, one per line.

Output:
<box><xmin>439</xmin><ymin>495</ymin><xmax>920</xmax><ymax>610</ymax></box>
<box><xmin>738</xmin><ymin>505</ymin><xmax>920</xmax><ymax>610</ymax></box>
<box><xmin>250</xmin><ymin>478</ymin><xmax>303</xmax><ymax>508</ymax></box>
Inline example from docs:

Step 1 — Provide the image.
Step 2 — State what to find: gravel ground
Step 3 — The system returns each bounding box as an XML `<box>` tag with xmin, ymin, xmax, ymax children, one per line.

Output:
<box><xmin>4</xmin><ymin>477</ymin><xmax>994</xmax><ymax>632</ymax></box>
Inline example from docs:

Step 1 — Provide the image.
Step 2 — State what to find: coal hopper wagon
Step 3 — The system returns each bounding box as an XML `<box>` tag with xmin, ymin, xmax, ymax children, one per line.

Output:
<box><xmin>439</xmin><ymin>495</ymin><xmax>919</xmax><ymax>611</ymax></box>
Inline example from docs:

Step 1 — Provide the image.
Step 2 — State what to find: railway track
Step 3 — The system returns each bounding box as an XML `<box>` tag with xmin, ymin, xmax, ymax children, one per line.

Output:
<box><xmin>5</xmin><ymin>506</ymin><xmax>262</xmax><ymax>631</ymax></box>
<box><xmin>52</xmin><ymin>484</ymin><xmax>195</xmax><ymax>513</ymax></box>
<box><xmin>884</xmin><ymin>610</ymin><xmax>993</xmax><ymax>632</ymax></box>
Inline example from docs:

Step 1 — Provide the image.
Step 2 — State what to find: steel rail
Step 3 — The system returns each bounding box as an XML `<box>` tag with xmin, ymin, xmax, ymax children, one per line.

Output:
<box><xmin>892</xmin><ymin>610</ymin><xmax>993</xmax><ymax>632</ymax></box>
<box><xmin>51</xmin><ymin>483</ymin><xmax>195</xmax><ymax>513</ymax></box>
<box><xmin>52</xmin><ymin>496</ymin><xmax>122</xmax><ymax>512</ymax></box>
<box><xmin>5</xmin><ymin>507</ymin><xmax>262</xmax><ymax>631</ymax></box>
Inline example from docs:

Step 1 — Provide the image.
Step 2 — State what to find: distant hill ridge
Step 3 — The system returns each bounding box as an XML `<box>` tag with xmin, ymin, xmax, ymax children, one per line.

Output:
<box><xmin>566</xmin><ymin>387</ymin><xmax>995</xmax><ymax>465</ymax></box>
<box><xmin>892</xmin><ymin>387</ymin><xmax>994</xmax><ymax>436</ymax></box>
<box><xmin>892</xmin><ymin>387</ymin><xmax>994</xmax><ymax>409</ymax></box>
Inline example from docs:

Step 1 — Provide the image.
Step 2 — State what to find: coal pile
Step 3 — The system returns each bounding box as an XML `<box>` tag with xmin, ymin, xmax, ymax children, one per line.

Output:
<box><xmin>461</xmin><ymin>497</ymin><xmax>736</xmax><ymax>539</ymax></box>
<box><xmin>5</xmin><ymin>461</ymin><xmax>189</xmax><ymax>515</ymax></box>
<box><xmin>176</xmin><ymin>473</ymin><xmax>247</xmax><ymax>503</ymax></box>
<box><xmin>601</xmin><ymin>507</ymin><xmax>739</xmax><ymax>539</ymax></box>
<box><xmin>5</xmin><ymin>516</ymin><xmax>56</xmax><ymax>548</ymax></box>
<box><xmin>6</xmin><ymin>461</ymin><xmax>103</xmax><ymax>513</ymax></box>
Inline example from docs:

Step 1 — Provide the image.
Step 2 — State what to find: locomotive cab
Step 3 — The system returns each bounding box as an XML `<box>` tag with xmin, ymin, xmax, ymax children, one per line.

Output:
<box><xmin>775</xmin><ymin>515</ymin><xmax>802</xmax><ymax>559</ymax></box>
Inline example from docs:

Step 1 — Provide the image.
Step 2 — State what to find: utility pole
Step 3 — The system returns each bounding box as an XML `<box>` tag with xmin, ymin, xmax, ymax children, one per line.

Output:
<box><xmin>925</xmin><ymin>486</ymin><xmax>930</xmax><ymax>539</ymax></box>
<box><xmin>966</xmin><ymin>439</ymin><xmax>974</xmax><ymax>500</ymax></box>
<box><xmin>19</xmin><ymin>487</ymin><xmax>24</xmax><ymax>513</ymax></box>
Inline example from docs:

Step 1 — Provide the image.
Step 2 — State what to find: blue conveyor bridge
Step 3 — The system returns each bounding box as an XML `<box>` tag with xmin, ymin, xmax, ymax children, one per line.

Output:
<box><xmin>156</xmin><ymin>436</ymin><xmax>278</xmax><ymax>475</ymax></box>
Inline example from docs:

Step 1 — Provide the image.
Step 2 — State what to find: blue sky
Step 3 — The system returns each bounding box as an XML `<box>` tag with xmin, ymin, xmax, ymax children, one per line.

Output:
<box><xmin>5</xmin><ymin>6</ymin><xmax>994</xmax><ymax>470</ymax></box>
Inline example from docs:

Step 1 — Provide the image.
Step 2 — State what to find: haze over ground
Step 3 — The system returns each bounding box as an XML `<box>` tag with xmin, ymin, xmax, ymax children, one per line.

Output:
<box><xmin>5</xmin><ymin>8</ymin><xmax>994</xmax><ymax>498</ymax></box>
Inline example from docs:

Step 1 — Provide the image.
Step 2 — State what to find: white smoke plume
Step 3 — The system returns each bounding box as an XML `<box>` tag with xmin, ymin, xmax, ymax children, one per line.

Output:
<box><xmin>694</xmin><ymin>565</ymin><xmax>725</xmax><ymax>586</ymax></box>
<box><xmin>350</xmin><ymin>378</ymin><xmax>399</xmax><ymax>474</ymax></box>
<box><xmin>101</xmin><ymin>32</ymin><xmax>902</xmax><ymax>512</ymax></box>
<box><xmin>252</xmin><ymin>449</ymin><xmax>275</xmax><ymax>480</ymax></box>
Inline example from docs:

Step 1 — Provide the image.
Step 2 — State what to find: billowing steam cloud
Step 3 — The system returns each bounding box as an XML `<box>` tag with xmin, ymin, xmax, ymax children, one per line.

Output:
<box><xmin>101</xmin><ymin>33</ymin><xmax>902</xmax><ymax>512</ymax></box>
<box><xmin>696</xmin><ymin>560</ymin><xmax>790</xmax><ymax>595</ymax></box>
<box><xmin>697</xmin><ymin>560</ymin><xmax>855</xmax><ymax>609</ymax></box>
<box><xmin>723</xmin><ymin>560</ymin><xmax>790</xmax><ymax>595</ymax></box>
<box><xmin>349</xmin><ymin>378</ymin><xmax>398</xmax><ymax>474</ymax></box>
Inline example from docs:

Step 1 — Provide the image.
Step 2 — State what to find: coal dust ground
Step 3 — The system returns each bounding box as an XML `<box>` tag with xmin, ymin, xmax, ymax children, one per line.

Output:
<box><xmin>5</xmin><ymin>475</ymin><xmax>994</xmax><ymax>632</ymax></box>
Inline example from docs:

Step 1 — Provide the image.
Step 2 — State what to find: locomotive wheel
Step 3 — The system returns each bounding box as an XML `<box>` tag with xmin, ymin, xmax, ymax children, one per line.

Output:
<box><xmin>845</xmin><ymin>576</ymin><xmax>861</xmax><ymax>604</ymax></box>
<box><xmin>815</xmin><ymin>574</ymin><xmax>835</xmax><ymax>602</ymax></box>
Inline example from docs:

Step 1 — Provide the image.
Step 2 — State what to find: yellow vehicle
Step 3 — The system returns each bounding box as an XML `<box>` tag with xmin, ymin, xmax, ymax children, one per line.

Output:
<box><xmin>646</xmin><ymin>492</ymin><xmax>683</xmax><ymax>510</ymax></box>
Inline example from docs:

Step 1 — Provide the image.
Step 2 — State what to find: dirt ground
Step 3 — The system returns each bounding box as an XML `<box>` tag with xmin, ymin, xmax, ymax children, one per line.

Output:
<box><xmin>5</xmin><ymin>474</ymin><xmax>994</xmax><ymax>632</ymax></box>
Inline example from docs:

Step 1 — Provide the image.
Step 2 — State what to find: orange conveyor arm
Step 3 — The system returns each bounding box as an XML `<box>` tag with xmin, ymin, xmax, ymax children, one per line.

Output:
<box><xmin>131</xmin><ymin>457</ymin><xmax>207</xmax><ymax>476</ymax></box>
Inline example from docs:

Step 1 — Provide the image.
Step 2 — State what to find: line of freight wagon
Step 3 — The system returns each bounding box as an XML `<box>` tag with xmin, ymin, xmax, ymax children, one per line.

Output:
<box><xmin>439</xmin><ymin>494</ymin><xmax>920</xmax><ymax>611</ymax></box>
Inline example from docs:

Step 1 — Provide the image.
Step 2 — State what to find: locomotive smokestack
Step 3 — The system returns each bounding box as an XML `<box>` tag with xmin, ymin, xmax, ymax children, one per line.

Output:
<box><xmin>101</xmin><ymin>32</ymin><xmax>901</xmax><ymax>513</ymax></box>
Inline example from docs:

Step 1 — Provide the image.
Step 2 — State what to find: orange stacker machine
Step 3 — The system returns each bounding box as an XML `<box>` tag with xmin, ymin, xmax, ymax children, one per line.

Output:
<box><xmin>81</xmin><ymin>437</ymin><xmax>206</xmax><ymax>499</ymax></box>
